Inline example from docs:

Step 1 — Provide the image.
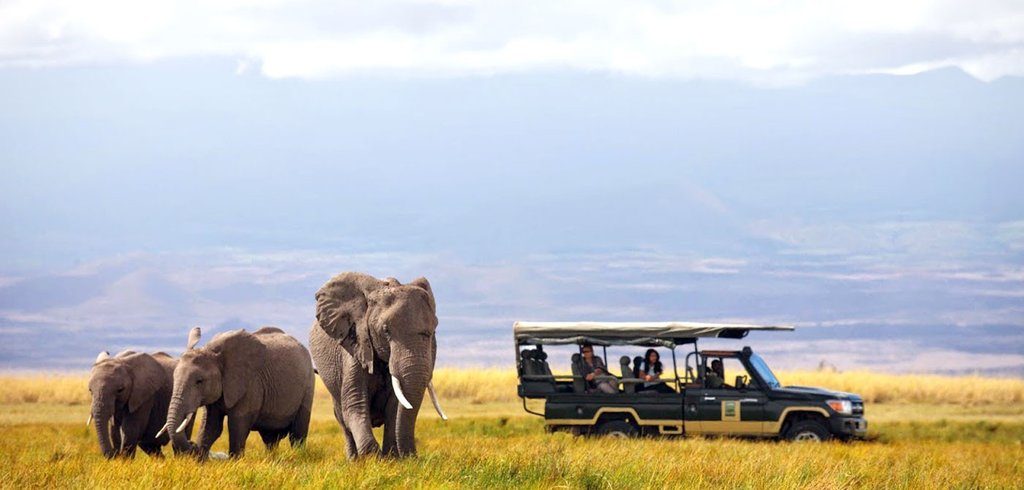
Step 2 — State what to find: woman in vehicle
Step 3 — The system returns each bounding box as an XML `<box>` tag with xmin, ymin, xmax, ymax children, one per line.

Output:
<box><xmin>579</xmin><ymin>343</ymin><xmax>617</xmax><ymax>394</ymax></box>
<box><xmin>636</xmin><ymin>349</ymin><xmax>675</xmax><ymax>393</ymax></box>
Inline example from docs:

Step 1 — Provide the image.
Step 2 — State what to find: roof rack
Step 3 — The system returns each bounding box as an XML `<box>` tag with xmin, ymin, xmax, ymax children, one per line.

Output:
<box><xmin>514</xmin><ymin>321</ymin><xmax>794</xmax><ymax>347</ymax></box>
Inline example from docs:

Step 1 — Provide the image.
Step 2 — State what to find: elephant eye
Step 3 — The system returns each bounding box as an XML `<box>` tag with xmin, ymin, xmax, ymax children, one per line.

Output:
<box><xmin>196</xmin><ymin>379</ymin><xmax>204</xmax><ymax>385</ymax></box>
<box><xmin>419</xmin><ymin>331</ymin><xmax>432</xmax><ymax>339</ymax></box>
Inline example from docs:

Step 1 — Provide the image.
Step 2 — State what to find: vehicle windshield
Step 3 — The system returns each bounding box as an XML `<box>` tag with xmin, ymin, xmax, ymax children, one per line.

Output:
<box><xmin>748</xmin><ymin>353</ymin><xmax>781</xmax><ymax>389</ymax></box>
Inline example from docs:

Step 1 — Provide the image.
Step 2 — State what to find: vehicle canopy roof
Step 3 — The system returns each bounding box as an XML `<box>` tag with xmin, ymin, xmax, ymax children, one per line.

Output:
<box><xmin>513</xmin><ymin>321</ymin><xmax>794</xmax><ymax>348</ymax></box>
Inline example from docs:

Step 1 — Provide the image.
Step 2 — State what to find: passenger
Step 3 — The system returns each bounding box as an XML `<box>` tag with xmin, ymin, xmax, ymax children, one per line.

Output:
<box><xmin>579</xmin><ymin>343</ymin><xmax>617</xmax><ymax>394</ymax></box>
<box><xmin>637</xmin><ymin>349</ymin><xmax>675</xmax><ymax>394</ymax></box>
<box><xmin>705</xmin><ymin>359</ymin><xmax>725</xmax><ymax>389</ymax></box>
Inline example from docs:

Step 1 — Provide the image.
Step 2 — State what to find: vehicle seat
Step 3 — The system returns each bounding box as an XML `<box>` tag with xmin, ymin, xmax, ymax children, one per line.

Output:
<box><xmin>520</xmin><ymin>348</ymin><xmax>553</xmax><ymax>377</ymax></box>
<box><xmin>620</xmin><ymin>356</ymin><xmax>638</xmax><ymax>393</ymax></box>
<box><xmin>534</xmin><ymin>350</ymin><xmax>553</xmax><ymax>376</ymax></box>
<box><xmin>518</xmin><ymin>349</ymin><xmax>556</xmax><ymax>397</ymax></box>
<box><xmin>570</xmin><ymin>353</ymin><xmax>587</xmax><ymax>393</ymax></box>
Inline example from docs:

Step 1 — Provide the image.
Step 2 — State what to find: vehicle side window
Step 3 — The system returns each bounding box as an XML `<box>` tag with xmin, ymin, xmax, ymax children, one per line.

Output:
<box><xmin>720</xmin><ymin>358</ymin><xmax>753</xmax><ymax>389</ymax></box>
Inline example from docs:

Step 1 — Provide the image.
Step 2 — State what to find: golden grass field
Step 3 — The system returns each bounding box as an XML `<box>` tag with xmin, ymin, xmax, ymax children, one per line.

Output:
<box><xmin>2</xmin><ymin>369</ymin><xmax>1023</xmax><ymax>488</ymax></box>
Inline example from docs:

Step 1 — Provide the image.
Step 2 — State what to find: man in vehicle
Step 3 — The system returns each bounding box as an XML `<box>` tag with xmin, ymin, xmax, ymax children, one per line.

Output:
<box><xmin>705</xmin><ymin>359</ymin><xmax>725</xmax><ymax>388</ymax></box>
<box><xmin>578</xmin><ymin>343</ymin><xmax>617</xmax><ymax>394</ymax></box>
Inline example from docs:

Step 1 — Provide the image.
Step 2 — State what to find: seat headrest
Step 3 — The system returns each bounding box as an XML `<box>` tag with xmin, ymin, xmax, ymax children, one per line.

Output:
<box><xmin>619</xmin><ymin>356</ymin><xmax>631</xmax><ymax>365</ymax></box>
<box><xmin>571</xmin><ymin>353</ymin><xmax>581</xmax><ymax>363</ymax></box>
<box><xmin>633</xmin><ymin>356</ymin><xmax>643</xmax><ymax>365</ymax></box>
<box><xmin>535</xmin><ymin>350</ymin><xmax>547</xmax><ymax>361</ymax></box>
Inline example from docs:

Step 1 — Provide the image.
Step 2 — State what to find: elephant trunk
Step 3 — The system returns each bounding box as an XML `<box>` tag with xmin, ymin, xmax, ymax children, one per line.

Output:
<box><xmin>391</xmin><ymin>355</ymin><xmax>431</xmax><ymax>457</ymax></box>
<box><xmin>91</xmin><ymin>399</ymin><xmax>115</xmax><ymax>459</ymax></box>
<box><xmin>164</xmin><ymin>395</ymin><xmax>194</xmax><ymax>443</ymax></box>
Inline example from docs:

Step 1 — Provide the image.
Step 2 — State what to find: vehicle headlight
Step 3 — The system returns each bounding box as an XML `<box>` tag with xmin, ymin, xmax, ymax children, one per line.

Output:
<box><xmin>826</xmin><ymin>399</ymin><xmax>853</xmax><ymax>415</ymax></box>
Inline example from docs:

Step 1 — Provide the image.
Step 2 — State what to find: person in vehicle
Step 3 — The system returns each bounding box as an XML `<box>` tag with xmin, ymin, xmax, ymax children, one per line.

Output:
<box><xmin>705</xmin><ymin>359</ymin><xmax>725</xmax><ymax>388</ymax></box>
<box><xmin>579</xmin><ymin>343</ymin><xmax>617</xmax><ymax>394</ymax></box>
<box><xmin>636</xmin><ymin>349</ymin><xmax>675</xmax><ymax>393</ymax></box>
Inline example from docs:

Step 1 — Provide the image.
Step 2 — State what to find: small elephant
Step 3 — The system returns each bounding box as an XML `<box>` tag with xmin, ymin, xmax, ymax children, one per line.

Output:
<box><xmin>310</xmin><ymin>272</ymin><xmax>447</xmax><ymax>459</ymax></box>
<box><xmin>163</xmin><ymin>326</ymin><xmax>315</xmax><ymax>460</ymax></box>
<box><xmin>88</xmin><ymin>350</ymin><xmax>194</xmax><ymax>458</ymax></box>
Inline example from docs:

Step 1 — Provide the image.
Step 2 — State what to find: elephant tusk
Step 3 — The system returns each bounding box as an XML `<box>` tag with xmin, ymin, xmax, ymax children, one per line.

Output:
<box><xmin>155</xmin><ymin>425</ymin><xmax>168</xmax><ymax>439</ymax></box>
<box><xmin>176</xmin><ymin>412</ymin><xmax>194</xmax><ymax>434</ymax></box>
<box><xmin>391</xmin><ymin>376</ymin><xmax>413</xmax><ymax>410</ymax></box>
<box><xmin>427</xmin><ymin>381</ymin><xmax>448</xmax><ymax>421</ymax></box>
<box><xmin>87</xmin><ymin>414</ymin><xmax>93</xmax><ymax>427</ymax></box>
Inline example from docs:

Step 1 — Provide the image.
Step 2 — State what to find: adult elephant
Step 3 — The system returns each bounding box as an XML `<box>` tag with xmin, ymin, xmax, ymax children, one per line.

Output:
<box><xmin>88</xmin><ymin>350</ymin><xmax>194</xmax><ymax>458</ymax></box>
<box><xmin>309</xmin><ymin>272</ymin><xmax>447</xmax><ymax>459</ymax></box>
<box><xmin>163</xmin><ymin>326</ymin><xmax>315</xmax><ymax>460</ymax></box>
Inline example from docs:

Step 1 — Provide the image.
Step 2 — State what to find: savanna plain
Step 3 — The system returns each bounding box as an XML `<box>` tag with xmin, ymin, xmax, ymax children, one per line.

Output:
<box><xmin>1</xmin><ymin>369</ymin><xmax>1023</xmax><ymax>489</ymax></box>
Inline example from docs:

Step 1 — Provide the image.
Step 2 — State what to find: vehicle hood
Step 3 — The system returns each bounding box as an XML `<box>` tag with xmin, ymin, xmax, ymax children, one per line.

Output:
<box><xmin>774</xmin><ymin>385</ymin><xmax>863</xmax><ymax>401</ymax></box>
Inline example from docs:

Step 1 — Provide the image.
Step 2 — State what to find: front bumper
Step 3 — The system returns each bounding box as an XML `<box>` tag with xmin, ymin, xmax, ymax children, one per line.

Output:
<box><xmin>831</xmin><ymin>416</ymin><xmax>868</xmax><ymax>438</ymax></box>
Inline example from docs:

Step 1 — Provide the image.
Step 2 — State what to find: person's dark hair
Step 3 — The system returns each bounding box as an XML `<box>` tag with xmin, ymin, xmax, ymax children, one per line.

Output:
<box><xmin>642</xmin><ymin>348</ymin><xmax>663</xmax><ymax>375</ymax></box>
<box><xmin>710</xmin><ymin>359</ymin><xmax>724</xmax><ymax>376</ymax></box>
<box><xmin>581</xmin><ymin>343</ymin><xmax>594</xmax><ymax>353</ymax></box>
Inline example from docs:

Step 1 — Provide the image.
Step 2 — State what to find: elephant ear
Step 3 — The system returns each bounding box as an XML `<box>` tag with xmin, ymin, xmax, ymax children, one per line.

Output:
<box><xmin>212</xmin><ymin>330</ymin><xmax>268</xmax><ymax>410</ymax></box>
<box><xmin>125</xmin><ymin>354</ymin><xmax>166</xmax><ymax>413</ymax></box>
<box><xmin>408</xmin><ymin>277</ymin><xmax>436</xmax><ymax>314</ymax></box>
<box><xmin>315</xmin><ymin>273</ymin><xmax>377</xmax><ymax>372</ymax></box>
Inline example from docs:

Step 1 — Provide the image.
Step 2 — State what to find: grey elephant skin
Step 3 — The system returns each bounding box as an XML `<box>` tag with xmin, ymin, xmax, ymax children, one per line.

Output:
<box><xmin>309</xmin><ymin>272</ymin><xmax>447</xmax><ymax>459</ymax></box>
<box><xmin>88</xmin><ymin>350</ymin><xmax>194</xmax><ymax>458</ymax></box>
<box><xmin>164</xmin><ymin>326</ymin><xmax>315</xmax><ymax>460</ymax></box>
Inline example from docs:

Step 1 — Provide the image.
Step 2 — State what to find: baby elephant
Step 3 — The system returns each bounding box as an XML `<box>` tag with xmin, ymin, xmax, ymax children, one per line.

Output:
<box><xmin>88</xmin><ymin>350</ymin><xmax>194</xmax><ymax>458</ymax></box>
<box><xmin>164</xmin><ymin>326</ymin><xmax>315</xmax><ymax>460</ymax></box>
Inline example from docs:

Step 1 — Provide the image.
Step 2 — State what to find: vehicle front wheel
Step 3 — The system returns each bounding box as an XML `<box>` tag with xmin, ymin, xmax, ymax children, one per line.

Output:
<box><xmin>597</xmin><ymin>420</ymin><xmax>639</xmax><ymax>438</ymax></box>
<box><xmin>785</xmin><ymin>419</ymin><xmax>831</xmax><ymax>442</ymax></box>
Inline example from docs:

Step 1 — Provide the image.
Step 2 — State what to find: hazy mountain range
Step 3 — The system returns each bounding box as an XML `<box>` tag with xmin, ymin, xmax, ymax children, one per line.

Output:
<box><xmin>1</xmin><ymin>63</ymin><xmax>1022</xmax><ymax>374</ymax></box>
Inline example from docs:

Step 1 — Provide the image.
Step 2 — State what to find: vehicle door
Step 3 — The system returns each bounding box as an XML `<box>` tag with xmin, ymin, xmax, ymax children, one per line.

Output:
<box><xmin>688</xmin><ymin>357</ymin><xmax>768</xmax><ymax>435</ymax></box>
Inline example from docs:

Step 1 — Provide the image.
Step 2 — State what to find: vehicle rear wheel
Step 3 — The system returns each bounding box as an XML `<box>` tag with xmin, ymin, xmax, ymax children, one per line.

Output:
<box><xmin>597</xmin><ymin>420</ymin><xmax>638</xmax><ymax>438</ymax></box>
<box><xmin>785</xmin><ymin>419</ymin><xmax>831</xmax><ymax>442</ymax></box>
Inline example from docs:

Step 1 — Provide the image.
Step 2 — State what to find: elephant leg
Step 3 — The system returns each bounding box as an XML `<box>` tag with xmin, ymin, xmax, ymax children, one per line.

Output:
<box><xmin>196</xmin><ymin>406</ymin><xmax>224</xmax><ymax>461</ymax></box>
<box><xmin>139</xmin><ymin>443</ymin><xmax>163</xmax><ymax>458</ymax></box>
<box><xmin>111</xmin><ymin>414</ymin><xmax>124</xmax><ymax>456</ymax></box>
<box><xmin>259</xmin><ymin>429</ymin><xmax>287</xmax><ymax>450</ymax></box>
<box><xmin>289</xmin><ymin>395</ymin><xmax>312</xmax><ymax>448</ymax></box>
<box><xmin>382</xmin><ymin>396</ymin><xmax>399</xmax><ymax>457</ymax></box>
<box><xmin>332</xmin><ymin>402</ymin><xmax>346</xmax><ymax>430</ymax></box>
<box><xmin>342</xmin><ymin>425</ymin><xmax>358</xmax><ymax>461</ymax></box>
<box><xmin>345</xmin><ymin>412</ymin><xmax>379</xmax><ymax>458</ymax></box>
<box><xmin>339</xmin><ymin>363</ymin><xmax>381</xmax><ymax>458</ymax></box>
<box><xmin>120</xmin><ymin>412</ymin><xmax>147</xmax><ymax>459</ymax></box>
<box><xmin>227</xmin><ymin>414</ymin><xmax>255</xmax><ymax>458</ymax></box>
<box><xmin>119</xmin><ymin>430</ymin><xmax>138</xmax><ymax>458</ymax></box>
<box><xmin>331</xmin><ymin>402</ymin><xmax>357</xmax><ymax>459</ymax></box>
<box><xmin>340</xmin><ymin>387</ymin><xmax>380</xmax><ymax>458</ymax></box>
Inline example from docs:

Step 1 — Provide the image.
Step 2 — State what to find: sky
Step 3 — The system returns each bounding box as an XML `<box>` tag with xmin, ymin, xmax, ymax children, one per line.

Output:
<box><xmin>1</xmin><ymin>1</ymin><xmax>1022</xmax><ymax>374</ymax></box>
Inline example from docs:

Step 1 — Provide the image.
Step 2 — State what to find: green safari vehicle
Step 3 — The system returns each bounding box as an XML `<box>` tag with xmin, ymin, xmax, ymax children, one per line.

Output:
<box><xmin>515</xmin><ymin>321</ymin><xmax>867</xmax><ymax>441</ymax></box>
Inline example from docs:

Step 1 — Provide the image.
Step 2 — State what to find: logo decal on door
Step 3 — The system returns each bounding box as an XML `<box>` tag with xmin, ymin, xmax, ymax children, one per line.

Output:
<box><xmin>721</xmin><ymin>400</ymin><xmax>741</xmax><ymax>421</ymax></box>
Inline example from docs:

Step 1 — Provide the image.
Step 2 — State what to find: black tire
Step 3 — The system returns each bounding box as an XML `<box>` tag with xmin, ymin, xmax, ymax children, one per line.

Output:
<box><xmin>785</xmin><ymin>419</ymin><xmax>831</xmax><ymax>442</ymax></box>
<box><xmin>597</xmin><ymin>420</ymin><xmax>639</xmax><ymax>438</ymax></box>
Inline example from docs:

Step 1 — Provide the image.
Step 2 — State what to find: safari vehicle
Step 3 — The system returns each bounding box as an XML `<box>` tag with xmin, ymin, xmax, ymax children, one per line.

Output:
<box><xmin>515</xmin><ymin>321</ymin><xmax>867</xmax><ymax>441</ymax></box>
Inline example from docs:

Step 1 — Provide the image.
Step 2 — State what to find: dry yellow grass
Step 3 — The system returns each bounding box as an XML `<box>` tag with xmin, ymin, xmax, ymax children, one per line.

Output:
<box><xmin>777</xmin><ymin>370</ymin><xmax>1024</xmax><ymax>405</ymax></box>
<box><xmin>1</xmin><ymin>370</ymin><xmax>1023</xmax><ymax>488</ymax></box>
<box><xmin>4</xmin><ymin>368</ymin><xmax>1024</xmax><ymax>407</ymax></box>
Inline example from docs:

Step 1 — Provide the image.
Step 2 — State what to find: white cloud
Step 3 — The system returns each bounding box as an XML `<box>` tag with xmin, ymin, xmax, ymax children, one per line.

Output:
<box><xmin>1</xmin><ymin>0</ymin><xmax>1022</xmax><ymax>83</ymax></box>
